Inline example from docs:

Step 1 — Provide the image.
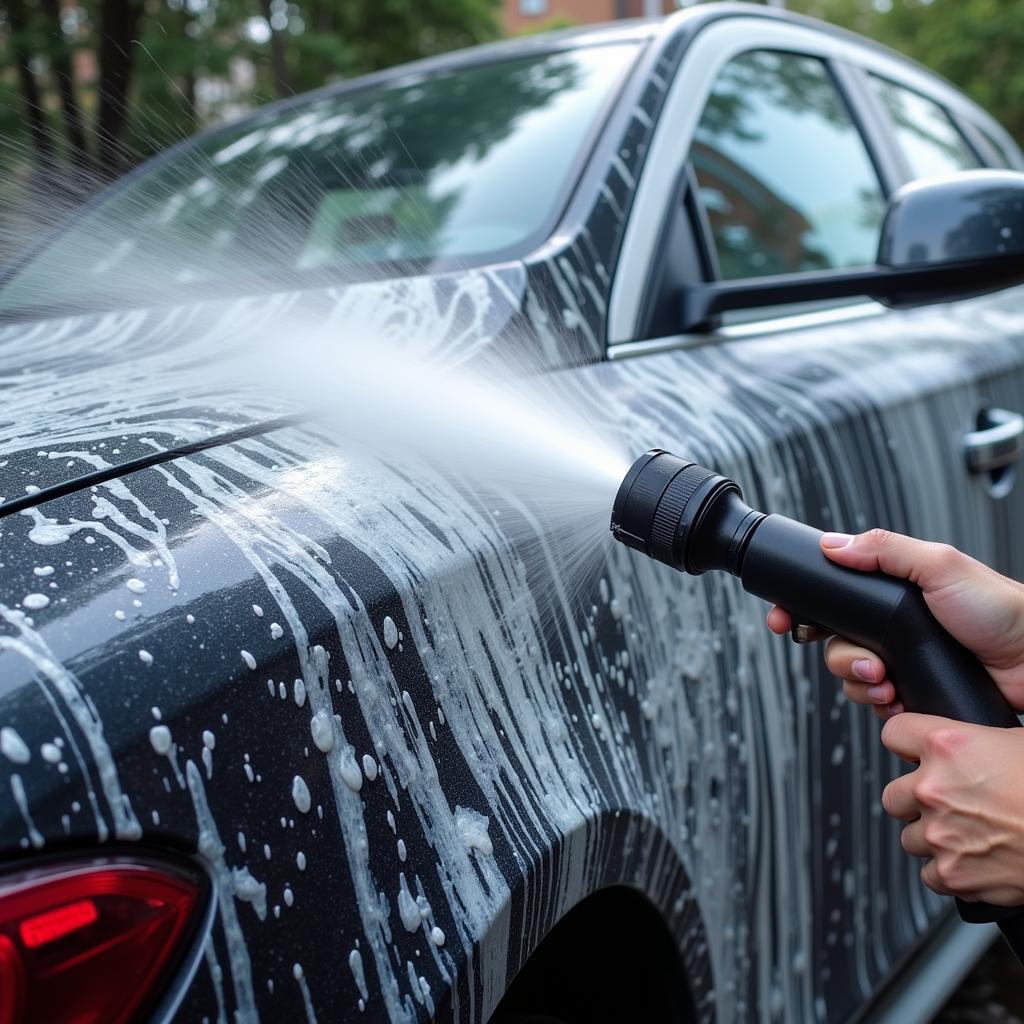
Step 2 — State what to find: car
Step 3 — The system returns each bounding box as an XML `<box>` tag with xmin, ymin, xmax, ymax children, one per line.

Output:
<box><xmin>2</xmin><ymin>3</ymin><xmax>1023</xmax><ymax>1022</ymax></box>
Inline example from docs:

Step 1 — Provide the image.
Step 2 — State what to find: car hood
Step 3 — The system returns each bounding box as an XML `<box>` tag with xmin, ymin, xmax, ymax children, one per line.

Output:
<box><xmin>0</xmin><ymin>264</ymin><xmax>530</xmax><ymax>511</ymax></box>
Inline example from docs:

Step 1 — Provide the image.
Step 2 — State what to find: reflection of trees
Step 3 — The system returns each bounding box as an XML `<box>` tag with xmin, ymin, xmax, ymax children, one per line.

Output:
<box><xmin>943</xmin><ymin>186</ymin><xmax>1023</xmax><ymax>260</ymax></box>
<box><xmin>872</xmin><ymin>77</ymin><xmax>975</xmax><ymax>171</ymax></box>
<box><xmin>3</xmin><ymin>52</ymin><xmax>581</xmax><ymax>306</ymax></box>
<box><xmin>148</xmin><ymin>52</ymin><xmax>580</xmax><ymax>269</ymax></box>
<box><xmin>855</xmin><ymin>185</ymin><xmax>885</xmax><ymax>233</ymax></box>
<box><xmin>697</xmin><ymin>51</ymin><xmax>848</xmax><ymax>145</ymax></box>
<box><xmin>693</xmin><ymin>50</ymin><xmax>881</xmax><ymax>279</ymax></box>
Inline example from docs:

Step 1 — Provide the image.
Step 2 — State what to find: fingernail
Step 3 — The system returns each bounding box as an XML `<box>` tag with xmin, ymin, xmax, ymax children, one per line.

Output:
<box><xmin>866</xmin><ymin>684</ymin><xmax>887</xmax><ymax>702</ymax></box>
<box><xmin>821</xmin><ymin>532</ymin><xmax>854</xmax><ymax>548</ymax></box>
<box><xmin>853</xmin><ymin>659</ymin><xmax>875</xmax><ymax>682</ymax></box>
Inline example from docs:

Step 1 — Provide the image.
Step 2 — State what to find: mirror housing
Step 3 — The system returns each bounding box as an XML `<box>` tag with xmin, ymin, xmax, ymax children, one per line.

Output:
<box><xmin>680</xmin><ymin>169</ymin><xmax>1024</xmax><ymax>331</ymax></box>
<box><xmin>878</xmin><ymin>169</ymin><xmax>1024</xmax><ymax>305</ymax></box>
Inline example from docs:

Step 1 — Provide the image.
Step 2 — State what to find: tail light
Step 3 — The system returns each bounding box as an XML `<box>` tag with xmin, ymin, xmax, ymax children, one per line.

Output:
<box><xmin>0</xmin><ymin>857</ymin><xmax>208</xmax><ymax>1024</ymax></box>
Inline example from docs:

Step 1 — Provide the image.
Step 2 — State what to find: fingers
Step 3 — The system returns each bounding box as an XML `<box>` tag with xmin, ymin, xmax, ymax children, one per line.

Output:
<box><xmin>826</xmin><ymin>636</ymin><xmax>896</xmax><ymax>708</ymax></box>
<box><xmin>819</xmin><ymin>529</ymin><xmax>973</xmax><ymax>592</ymax></box>
<box><xmin>873</xmin><ymin>701</ymin><xmax>905</xmax><ymax>722</ymax></box>
<box><xmin>881</xmin><ymin>771</ymin><xmax>919</xmax><ymax>821</ymax></box>
<box><xmin>825</xmin><ymin>636</ymin><xmax>884</xmax><ymax>683</ymax></box>
<box><xmin>881</xmin><ymin>713</ymin><xmax>956</xmax><ymax>762</ymax></box>
<box><xmin>768</xmin><ymin>611</ymin><xmax>904</xmax><ymax>716</ymax></box>
<box><xmin>920</xmin><ymin>860</ymin><xmax>954</xmax><ymax>897</ymax></box>
<box><xmin>899</xmin><ymin>819</ymin><xmax>929</xmax><ymax>857</ymax></box>
<box><xmin>766</xmin><ymin>606</ymin><xmax>791</xmax><ymax>635</ymax></box>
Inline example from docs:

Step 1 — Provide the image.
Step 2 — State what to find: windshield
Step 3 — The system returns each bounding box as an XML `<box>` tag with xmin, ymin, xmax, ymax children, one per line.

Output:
<box><xmin>0</xmin><ymin>44</ymin><xmax>637</xmax><ymax>314</ymax></box>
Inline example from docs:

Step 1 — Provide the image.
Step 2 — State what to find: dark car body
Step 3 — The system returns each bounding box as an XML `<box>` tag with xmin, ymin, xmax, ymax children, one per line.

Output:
<box><xmin>2</xmin><ymin>4</ymin><xmax>1023</xmax><ymax>1022</ymax></box>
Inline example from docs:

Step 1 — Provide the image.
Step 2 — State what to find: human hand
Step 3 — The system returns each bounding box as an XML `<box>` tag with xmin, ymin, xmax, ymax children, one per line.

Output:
<box><xmin>766</xmin><ymin>529</ymin><xmax>1024</xmax><ymax>719</ymax></box>
<box><xmin>881</xmin><ymin>713</ymin><xmax>1024</xmax><ymax>904</ymax></box>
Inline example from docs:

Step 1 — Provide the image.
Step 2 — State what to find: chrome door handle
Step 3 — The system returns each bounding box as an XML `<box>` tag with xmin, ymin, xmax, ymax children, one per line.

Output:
<box><xmin>964</xmin><ymin>408</ymin><xmax>1024</xmax><ymax>473</ymax></box>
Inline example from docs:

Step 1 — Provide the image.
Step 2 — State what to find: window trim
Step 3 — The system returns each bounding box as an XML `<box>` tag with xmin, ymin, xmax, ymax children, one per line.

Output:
<box><xmin>833</xmin><ymin>61</ymin><xmax>910</xmax><ymax>189</ymax></box>
<box><xmin>956</xmin><ymin>116</ymin><xmax>1024</xmax><ymax>172</ymax></box>
<box><xmin>865</xmin><ymin>72</ymin><xmax>986</xmax><ymax>179</ymax></box>
<box><xmin>605</xmin><ymin>15</ymin><xmax>1005</xmax><ymax>347</ymax></box>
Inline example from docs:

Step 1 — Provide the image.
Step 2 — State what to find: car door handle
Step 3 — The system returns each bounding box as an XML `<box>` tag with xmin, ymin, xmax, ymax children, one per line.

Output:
<box><xmin>964</xmin><ymin>408</ymin><xmax>1024</xmax><ymax>473</ymax></box>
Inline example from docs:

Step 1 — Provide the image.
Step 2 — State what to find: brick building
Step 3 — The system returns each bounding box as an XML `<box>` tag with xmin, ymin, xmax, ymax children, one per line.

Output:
<box><xmin>502</xmin><ymin>0</ymin><xmax>684</xmax><ymax>36</ymax></box>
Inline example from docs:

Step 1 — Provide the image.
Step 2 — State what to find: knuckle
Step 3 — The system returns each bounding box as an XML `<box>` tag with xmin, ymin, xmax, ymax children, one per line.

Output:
<box><xmin>922</xmin><ymin>860</ymin><xmax>946</xmax><ymax>895</ymax></box>
<box><xmin>924</xmin><ymin>726</ymin><xmax>964</xmax><ymax>758</ymax></box>
<box><xmin>930</xmin><ymin>542</ymin><xmax>959</xmax><ymax>564</ymax></box>
<box><xmin>864</xmin><ymin>528</ymin><xmax>895</xmax><ymax>548</ymax></box>
<box><xmin>934</xmin><ymin>856</ymin><xmax>963</xmax><ymax>891</ymax></box>
<box><xmin>912</xmin><ymin>776</ymin><xmax>944</xmax><ymax>809</ymax></box>
<box><xmin>922</xmin><ymin>820</ymin><xmax>947</xmax><ymax>849</ymax></box>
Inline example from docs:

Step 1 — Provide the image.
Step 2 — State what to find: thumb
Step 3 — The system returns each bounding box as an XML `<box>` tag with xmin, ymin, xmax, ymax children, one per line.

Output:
<box><xmin>819</xmin><ymin>528</ymin><xmax>970</xmax><ymax>592</ymax></box>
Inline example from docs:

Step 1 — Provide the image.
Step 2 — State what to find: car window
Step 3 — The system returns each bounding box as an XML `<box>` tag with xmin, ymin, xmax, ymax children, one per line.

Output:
<box><xmin>976</xmin><ymin>124</ymin><xmax>1017</xmax><ymax>169</ymax></box>
<box><xmin>870</xmin><ymin>76</ymin><xmax>980</xmax><ymax>179</ymax></box>
<box><xmin>0</xmin><ymin>44</ymin><xmax>637</xmax><ymax>314</ymax></box>
<box><xmin>690</xmin><ymin>51</ymin><xmax>885</xmax><ymax>281</ymax></box>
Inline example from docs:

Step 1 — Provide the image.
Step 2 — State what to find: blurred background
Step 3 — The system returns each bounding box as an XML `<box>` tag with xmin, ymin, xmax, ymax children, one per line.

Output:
<box><xmin>1</xmin><ymin>0</ymin><xmax>1021</xmax><ymax>241</ymax></box>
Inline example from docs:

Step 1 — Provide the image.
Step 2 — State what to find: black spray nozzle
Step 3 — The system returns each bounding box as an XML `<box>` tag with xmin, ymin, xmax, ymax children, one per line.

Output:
<box><xmin>610</xmin><ymin>449</ymin><xmax>765</xmax><ymax>575</ymax></box>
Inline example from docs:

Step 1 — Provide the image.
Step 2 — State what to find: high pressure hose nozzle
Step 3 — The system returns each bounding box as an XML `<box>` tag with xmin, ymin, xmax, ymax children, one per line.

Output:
<box><xmin>610</xmin><ymin>449</ymin><xmax>765</xmax><ymax>575</ymax></box>
<box><xmin>611</xmin><ymin>449</ymin><xmax>1024</xmax><ymax>963</ymax></box>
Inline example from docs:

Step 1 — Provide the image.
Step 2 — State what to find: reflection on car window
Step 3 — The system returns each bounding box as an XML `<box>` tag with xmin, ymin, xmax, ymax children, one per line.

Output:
<box><xmin>1</xmin><ymin>44</ymin><xmax>636</xmax><ymax>313</ymax></box>
<box><xmin>691</xmin><ymin>51</ymin><xmax>884</xmax><ymax>281</ymax></box>
<box><xmin>977</xmin><ymin>124</ymin><xmax>1017</xmax><ymax>170</ymax></box>
<box><xmin>871</xmin><ymin>77</ymin><xmax>980</xmax><ymax>180</ymax></box>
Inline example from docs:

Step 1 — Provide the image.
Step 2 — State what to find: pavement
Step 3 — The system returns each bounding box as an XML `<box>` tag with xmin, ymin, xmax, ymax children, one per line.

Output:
<box><xmin>932</xmin><ymin>938</ymin><xmax>1024</xmax><ymax>1022</ymax></box>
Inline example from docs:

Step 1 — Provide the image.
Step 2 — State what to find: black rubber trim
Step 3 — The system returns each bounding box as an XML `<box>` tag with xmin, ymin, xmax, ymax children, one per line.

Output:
<box><xmin>0</xmin><ymin>413</ymin><xmax>304</xmax><ymax>520</ymax></box>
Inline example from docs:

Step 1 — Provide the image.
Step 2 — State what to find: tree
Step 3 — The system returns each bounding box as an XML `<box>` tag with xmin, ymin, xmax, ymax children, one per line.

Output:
<box><xmin>788</xmin><ymin>0</ymin><xmax>1024</xmax><ymax>145</ymax></box>
<box><xmin>0</xmin><ymin>0</ymin><xmax>501</xmax><ymax>200</ymax></box>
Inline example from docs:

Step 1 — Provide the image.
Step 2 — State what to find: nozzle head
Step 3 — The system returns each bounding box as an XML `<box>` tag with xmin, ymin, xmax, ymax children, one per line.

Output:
<box><xmin>610</xmin><ymin>449</ymin><xmax>762</xmax><ymax>574</ymax></box>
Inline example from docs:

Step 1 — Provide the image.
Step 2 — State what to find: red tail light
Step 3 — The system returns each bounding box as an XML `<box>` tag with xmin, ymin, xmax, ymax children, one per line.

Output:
<box><xmin>0</xmin><ymin>859</ymin><xmax>207</xmax><ymax>1024</ymax></box>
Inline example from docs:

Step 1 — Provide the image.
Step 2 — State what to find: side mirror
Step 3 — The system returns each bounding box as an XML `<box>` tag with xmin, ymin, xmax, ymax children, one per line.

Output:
<box><xmin>877</xmin><ymin>169</ymin><xmax>1024</xmax><ymax>305</ymax></box>
<box><xmin>680</xmin><ymin>169</ymin><xmax>1024</xmax><ymax>331</ymax></box>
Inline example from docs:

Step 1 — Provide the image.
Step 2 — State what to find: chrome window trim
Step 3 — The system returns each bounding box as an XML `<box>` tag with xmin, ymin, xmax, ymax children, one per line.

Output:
<box><xmin>607</xmin><ymin>300</ymin><xmax>887</xmax><ymax>361</ymax></box>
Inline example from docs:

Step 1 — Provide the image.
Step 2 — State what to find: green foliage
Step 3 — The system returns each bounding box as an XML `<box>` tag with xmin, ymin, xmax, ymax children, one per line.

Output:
<box><xmin>787</xmin><ymin>0</ymin><xmax>1024</xmax><ymax>144</ymax></box>
<box><xmin>0</xmin><ymin>0</ymin><xmax>501</xmax><ymax>200</ymax></box>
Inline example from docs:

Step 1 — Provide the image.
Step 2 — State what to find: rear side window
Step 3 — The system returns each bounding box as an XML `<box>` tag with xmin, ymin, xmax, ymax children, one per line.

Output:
<box><xmin>870</xmin><ymin>76</ymin><xmax>980</xmax><ymax>179</ymax></box>
<box><xmin>691</xmin><ymin>51</ymin><xmax>885</xmax><ymax>280</ymax></box>
<box><xmin>977</xmin><ymin>124</ymin><xmax>1017</xmax><ymax>169</ymax></box>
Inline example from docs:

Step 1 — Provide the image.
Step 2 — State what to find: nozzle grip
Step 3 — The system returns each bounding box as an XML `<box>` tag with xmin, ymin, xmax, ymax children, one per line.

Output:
<box><xmin>741</xmin><ymin>515</ymin><xmax>1020</xmax><ymax>727</ymax></box>
<box><xmin>740</xmin><ymin>515</ymin><xmax>1023</xmax><ymax>933</ymax></box>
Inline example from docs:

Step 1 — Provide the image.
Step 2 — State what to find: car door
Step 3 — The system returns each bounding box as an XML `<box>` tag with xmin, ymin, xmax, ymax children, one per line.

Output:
<box><xmin>590</xmin><ymin>13</ymin><xmax>1024</xmax><ymax>1022</ymax></box>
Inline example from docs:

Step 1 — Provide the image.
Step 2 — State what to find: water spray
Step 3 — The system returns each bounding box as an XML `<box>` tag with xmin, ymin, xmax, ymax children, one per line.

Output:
<box><xmin>611</xmin><ymin>449</ymin><xmax>1024</xmax><ymax>964</ymax></box>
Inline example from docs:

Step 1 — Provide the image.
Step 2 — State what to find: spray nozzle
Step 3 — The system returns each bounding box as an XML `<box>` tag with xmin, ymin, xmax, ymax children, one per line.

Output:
<box><xmin>610</xmin><ymin>449</ymin><xmax>765</xmax><ymax>575</ymax></box>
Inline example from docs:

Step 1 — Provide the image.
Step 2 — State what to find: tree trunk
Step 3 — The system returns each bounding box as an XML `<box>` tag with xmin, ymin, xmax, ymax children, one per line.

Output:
<box><xmin>96</xmin><ymin>0</ymin><xmax>141</xmax><ymax>176</ymax></box>
<box><xmin>260</xmin><ymin>0</ymin><xmax>291</xmax><ymax>98</ymax></box>
<box><xmin>177</xmin><ymin>6</ymin><xmax>197</xmax><ymax>136</ymax></box>
<box><xmin>39</xmin><ymin>0</ymin><xmax>92</xmax><ymax>172</ymax></box>
<box><xmin>6</xmin><ymin>0</ymin><xmax>56</xmax><ymax>166</ymax></box>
